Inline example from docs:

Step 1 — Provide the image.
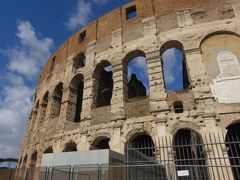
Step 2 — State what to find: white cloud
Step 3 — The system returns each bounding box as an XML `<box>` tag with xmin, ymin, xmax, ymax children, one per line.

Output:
<box><xmin>3</xmin><ymin>21</ymin><xmax>53</xmax><ymax>78</ymax></box>
<box><xmin>0</xmin><ymin>20</ymin><xmax>54</xmax><ymax>158</ymax></box>
<box><xmin>65</xmin><ymin>0</ymin><xmax>92</xmax><ymax>31</ymax></box>
<box><xmin>162</xmin><ymin>48</ymin><xmax>180</xmax><ymax>84</ymax></box>
<box><xmin>65</xmin><ymin>0</ymin><xmax>109</xmax><ymax>31</ymax></box>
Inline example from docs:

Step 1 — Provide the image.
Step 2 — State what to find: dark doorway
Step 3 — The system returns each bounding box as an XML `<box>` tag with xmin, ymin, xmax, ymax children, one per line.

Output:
<box><xmin>226</xmin><ymin>123</ymin><xmax>240</xmax><ymax>180</ymax></box>
<box><xmin>174</xmin><ymin>129</ymin><xmax>209</xmax><ymax>180</ymax></box>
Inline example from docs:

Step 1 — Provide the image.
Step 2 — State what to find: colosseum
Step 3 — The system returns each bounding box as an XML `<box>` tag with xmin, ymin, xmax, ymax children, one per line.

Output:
<box><xmin>17</xmin><ymin>0</ymin><xmax>240</xmax><ymax>179</ymax></box>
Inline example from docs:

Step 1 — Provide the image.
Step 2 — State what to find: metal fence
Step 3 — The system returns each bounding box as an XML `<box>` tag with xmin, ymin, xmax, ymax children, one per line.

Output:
<box><xmin>1</xmin><ymin>132</ymin><xmax>240</xmax><ymax>180</ymax></box>
<box><xmin>125</xmin><ymin>131</ymin><xmax>240</xmax><ymax>180</ymax></box>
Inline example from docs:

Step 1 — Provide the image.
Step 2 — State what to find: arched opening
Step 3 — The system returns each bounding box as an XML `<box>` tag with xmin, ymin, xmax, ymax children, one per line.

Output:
<box><xmin>160</xmin><ymin>41</ymin><xmax>189</xmax><ymax>92</ymax></box>
<box><xmin>31</xmin><ymin>101</ymin><xmax>39</xmax><ymax>129</ymax></box>
<box><xmin>225</xmin><ymin>123</ymin><xmax>240</xmax><ymax>180</ymax></box>
<box><xmin>44</xmin><ymin>147</ymin><xmax>53</xmax><ymax>154</ymax></box>
<box><xmin>173</xmin><ymin>129</ymin><xmax>209</xmax><ymax>180</ymax></box>
<box><xmin>39</xmin><ymin>92</ymin><xmax>49</xmax><ymax>124</ymax></box>
<box><xmin>51</xmin><ymin>82</ymin><xmax>63</xmax><ymax>118</ymax></box>
<box><xmin>23</xmin><ymin>155</ymin><xmax>27</xmax><ymax>168</ymax></box>
<box><xmin>30</xmin><ymin>151</ymin><xmax>37</xmax><ymax>167</ymax></box>
<box><xmin>174</xmin><ymin>101</ymin><xmax>184</xmax><ymax>113</ymax></box>
<box><xmin>130</xmin><ymin>134</ymin><xmax>155</xmax><ymax>158</ymax></box>
<box><xmin>90</xmin><ymin>137</ymin><xmax>110</xmax><ymax>150</ymax></box>
<box><xmin>73</xmin><ymin>52</ymin><xmax>86</xmax><ymax>70</ymax></box>
<box><xmin>123</xmin><ymin>50</ymin><xmax>150</xmax><ymax>99</ymax></box>
<box><xmin>63</xmin><ymin>141</ymin><xmax>77</xmax><ymax>152</ymax></box>
<box><xmin>69</xmin><ymin>74</ymin><xmax>84</xmax><ymax>122</ymax></box>
<box><xmin>93</xmin><ymin>60</ymin><xmax>113</xmax><ymax>108</ymax></box>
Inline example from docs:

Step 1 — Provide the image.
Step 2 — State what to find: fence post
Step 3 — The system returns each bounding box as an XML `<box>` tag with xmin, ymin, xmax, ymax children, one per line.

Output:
<box><xmin>68</xmin><ymin>167</ymin><xmax>72</xmax><ymax>180</ymax></box>
<box><xmin>97</xmin><ymin>164</ymin><xmax>101</xmax><ymax>180</ymax></box>
<box><xmin>8</xmin><ymin>169</ymin><xmax>13</xmax><ymax>180</ymax></box>
<box><xmin>24</xmin><ymin>168</ymin><xmax>29</xmax><ymax>180</ymax></box>
<box><xmin>167</xmin><ymin>163</ymin><xmax>173</xmax><ymax>180</ymax></box>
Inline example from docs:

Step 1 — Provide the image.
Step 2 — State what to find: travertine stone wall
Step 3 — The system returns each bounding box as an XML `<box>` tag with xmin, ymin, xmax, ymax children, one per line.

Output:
<box><xmin>19</xmin><ymin>0</ymin><xmax>240</xmax><ymax>169</ymax></box>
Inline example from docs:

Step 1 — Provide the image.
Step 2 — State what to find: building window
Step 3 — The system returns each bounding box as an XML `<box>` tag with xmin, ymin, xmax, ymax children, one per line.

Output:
<box><xmin>123</xmin><ymin>50</ymin><xmax>149</xmax><ymax>99</ymax></box>
<box><xmin>160</xmin><ymin>40</ymin><xmax>190</xmax><ymax>91</ymax></box>
<box><xmin>51</xmin><ymin>83</ymin><xmax>63</xmax><ymax>118</ymax></box>
<box><xmin>126</xmin><ymin>5</ymin><xmax>137</xmax><ymax>20</ymax></box>
<box><xmin>50</xmin><ymin>56</ymin><xmax>56</xmax><ymax>71</ymax></box>
<box><xmin>79</xmin><ymin>31</ymin><xmax>86</xmax><ymax>43</ymax></box>
<box><xmin>93</xmin><ymin>60</ymin><xmax>113</xmax><ymax>108</ymax></box>
<box><xmin>174</xmin><ymin>101</ymin><xmax>184</xmax><ymax>113</ymax></box>
<box><xmin>73</xmin><ymin>53</ymin><xmax>86</xmax><ymax>70</ymax></box>
<box><xmin>63</xmin><ymin>141</ymin><xmax>77</xmax><ymax>152</ymax></box>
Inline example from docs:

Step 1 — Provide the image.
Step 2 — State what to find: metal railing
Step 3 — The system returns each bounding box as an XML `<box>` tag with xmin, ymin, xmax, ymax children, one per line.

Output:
<box><xmin>1</xmin><ymin>132</ymin><xmax>240</xmax><ymax>180</ymax></box>
<box><xmin>125</xmin><ymin>132</ymin><xmax>240</xmax><ymax>180</ymax></box>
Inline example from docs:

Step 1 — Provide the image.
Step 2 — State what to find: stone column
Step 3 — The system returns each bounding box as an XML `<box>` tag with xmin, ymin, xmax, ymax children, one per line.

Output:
<box><xmin>110</xmin><ymin>29</ymin><xmax>125</xmax><ymax>120</ymax></box>
<box><xmin>203</xmin><ymin>128</ymin><xmax>234</xmax><ymax>180</ymax></box>
<box><xmin>146</xmin><ymin>50</ymin><xmax>168</xmax><ymax>113</ymax></box>
<box><xmin>80</xmin><ymin>40</ymin><xmax>96</xmax><ymax>123</ymax></box>
<box><xmin>81</xmin><ymin>77</ymin><xmax>94</xmax><ymax>121</ymax></box>
<box><xmin>111</xmin><ymin>59</ymin><xmax>125</xmax><ymax>120</ymax></box>
<box><xmin>185</xmin><ymin>48</ymin><xmax>215</xmax><ymax>117</ymax></box>
<box><xmin>110</xmin><ymin>122</ymin><xmax>124</xmax><ymax>154</ymax></box>
<box><xmin>154</xmin><ymin>123</ymin><xmax>175</xmax><ymax>179</ymax></box>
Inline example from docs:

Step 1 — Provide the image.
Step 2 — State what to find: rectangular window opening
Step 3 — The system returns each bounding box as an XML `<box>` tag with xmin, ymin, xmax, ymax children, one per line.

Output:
<box><xmin>79</xmin><ymin>31</ymin><xmax>86</xmax><ymax>43</ymax></box>
<box><xmin>50</xmin><ymin>56</ymin><xmax>56</xmax><ymax>71</ymax></box>
<box><xmin>126</xmin><ymin>5</ymin><xmax>137</xmax><ymax>20</ymax></box>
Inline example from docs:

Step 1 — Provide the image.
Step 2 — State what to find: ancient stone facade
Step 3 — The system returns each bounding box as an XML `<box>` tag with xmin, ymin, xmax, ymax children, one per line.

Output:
<box><xmin>18</xmin><ymin>0</ymin><xmax>240</xmax><ymax>173</ymax></box>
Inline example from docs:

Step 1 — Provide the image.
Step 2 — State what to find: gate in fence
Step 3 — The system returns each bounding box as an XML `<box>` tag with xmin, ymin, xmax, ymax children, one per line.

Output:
<box><xmin>1</xmin><ymin>131</ymin><xmax>240</xmax><ymax>180</ymax></box>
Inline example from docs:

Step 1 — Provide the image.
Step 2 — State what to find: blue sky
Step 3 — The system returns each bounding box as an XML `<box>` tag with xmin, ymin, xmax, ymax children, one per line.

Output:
<box><xmin>0</xmin><ymin>0</ymin><xmax>182</xmax><ymax>159</ymax></box>
<box><xmin>0</xmin><ymin>0</ymin><xmax>132</xmax><ymax>159</ymax></box>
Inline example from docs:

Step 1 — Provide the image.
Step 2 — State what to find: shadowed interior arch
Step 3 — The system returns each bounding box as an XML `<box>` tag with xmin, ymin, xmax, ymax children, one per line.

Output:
<box><xmin>93</xmin><ymin>60</ymin><xmax>113</xmax><ymax>108</ymax></box>
<box><xmin>51</xmin><ymin>82</ymin><xmax>63</xmax><ymax>118</ymax></box>
<box><xmin>90</xmin><ymin>136</ymin><xmax>110</xmax><ymax>150</ymax></box>
<box><xmin>44</xmin><ymin>146</ymin><xmax>53</xmax><ymax>154</ymax></box>
<box><xmin>73</xmin><ymin>52</ymin><xmax>86</xmax><ymax>70</ymax></box>
<box><xmin>39</xmin><ymin>92</ymin><xmax>49</xmax><ymax>124</ymax></box>
<box><xmin>30</xmin><ymin>151</ymin><xmax>37</xmax><ymax>167</ymax></box>
<box><xmin>173</xmin><ymin>129</ymin><xmax>209</xmax><ymax>180</ymax></box>
<box><xmin>225</xmin><ymin>123</ymin><xmax>240</xmax><ymax>180</ymax></box>
<box><xmin>63</xmin><ymin>141</ymin><xmax>77</xmax><ymax>152</ymax></box>
<box><xmin>69</xmin><ymin>74</ymin><xmax>84</xmax><ymax>122</ymax></box>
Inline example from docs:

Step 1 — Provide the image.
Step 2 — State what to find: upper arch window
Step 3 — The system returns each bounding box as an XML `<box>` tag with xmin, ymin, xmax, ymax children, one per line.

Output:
<box><xmin>160</xmin><ymin>40</ymin><xmax>189</xmax><ymax>91</ymax></box>
<box><xmin>39</xmin><ymin>92</ymin><xmax>49</xmax><ymax>124</ymax></box>
<box><xmin>51</xmin><ymin>82</ymin><xmax>63</xmax><ymax>118</ymax></box>
<box><xmin>93</xmin><ymin>60</ymin><xmax>113</xmax><ymax>108</ymax></box>
<box><xmin>69</xmin><ymin>74</ymin><xmax>84</xmax><ymax>122</ymax></box>
<box><xmin>73</xmin><ymin>52</ymin><xmax>86</xmax><ymax>70</ymax></box>
<box><xmin>123</xmin><ymin>50</ymin><xmax>150</xmax><ymax>99</ymax></box>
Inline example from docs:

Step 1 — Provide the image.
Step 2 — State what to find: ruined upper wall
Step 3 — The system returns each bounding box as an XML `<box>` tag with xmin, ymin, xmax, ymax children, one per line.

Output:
<box><xmin>38</xmin><ymin>0</ymin><xmax>232</xmax><ymax>85</ymax></box>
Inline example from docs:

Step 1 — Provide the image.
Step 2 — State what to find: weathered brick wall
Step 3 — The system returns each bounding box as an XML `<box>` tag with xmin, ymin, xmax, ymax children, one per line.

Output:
<box><xmin>19</xmin><ymin>0</ymin><xmax>240</xmax><ymax>169</ymax></box>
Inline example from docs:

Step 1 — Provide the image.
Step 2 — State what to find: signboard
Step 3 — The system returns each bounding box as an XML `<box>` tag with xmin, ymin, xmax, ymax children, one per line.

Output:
<box><xmin>177</xmin><ymin>170</ymin><xmax>190</xmax><ymax>177</ymax></box>
<box><xmin>211</xmin><ymin>76</ymin><xmax>240</xmax><ymax>103</ymax></box>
